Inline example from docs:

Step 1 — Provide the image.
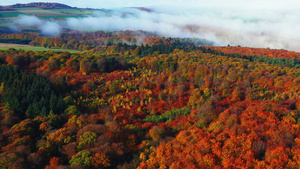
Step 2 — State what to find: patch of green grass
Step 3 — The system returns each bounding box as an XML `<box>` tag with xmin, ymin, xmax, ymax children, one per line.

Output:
<box><xmin>49</xmin><ymin>9</ymin><xmax>87</xmax><ymax>15</ymax></box>
<box><xmin>0</xmin><ymin>46</ymin><xmax>78</xmax><ymax>53</ymax></box>
<box><xmin>48</xmin><ymin>8</ymin><xmax>113</xmax><ymax>17</ymax></box>
<box><xmin>39</xmin><ymin>15</ymin><xmax>83</xmax><ymax>19</ymax></box>
<box><xmin>0</xmin><ymin>7</ymin><xmax>115</xmax><ymax>29</ymax></box>
<box><xmin>15</xmin><ymin>7</ymin><xmax>40</xmax><ymax>11</ymax></box>
<box><xmin>0</xmin><ymin>11</ymin><xmax>24</xmax><ymax>18</ymax></box>
<box><xmin>0</xmin><ymin>7</ymin><xmax>114</xmax><ymax>20</ymax></box>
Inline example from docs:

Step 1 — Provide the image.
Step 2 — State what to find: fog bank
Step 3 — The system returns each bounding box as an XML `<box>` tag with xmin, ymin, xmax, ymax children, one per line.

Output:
<box><xmin>10</xmin><ymin>0</ymin><xmax>300</xmax><ymax>51</ymax></box>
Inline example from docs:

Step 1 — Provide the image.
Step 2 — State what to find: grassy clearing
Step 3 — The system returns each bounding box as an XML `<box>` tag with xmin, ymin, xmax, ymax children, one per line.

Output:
<box><xmin>0</xmin><ymin>7</ymin><xmax>114</xmax><ymax>30</ymax></box>
<box><xmin>18</xmin><ymin>8</ymin><xmax>66</xmax><ymax>16</ymax></box>
<box><xmin>0</xmin><ymin>7</ymin><xmax>112</xmax><ymax>20</ymax></box>
<box><xmin>0</xmin><ymin>11</ymin><xmax>24</xmax><ymax>18</ymax></box>
<box><xmin>19</xmin><ymin>9</ymin><xmax>54</xmax><ymax>13</ymax></box>
<box><xmin>0</xmin><ymin>8</ymin><xmax>86</xmax><ymax>19</ymax></box>
<box><xmin>49</xmin><ymin>9</ymin><xmax>88</xmax><ymax>15</ymax></box>
<box><xmin>0</xmin><ymin>43</ymin><xmax>78</xmax><ymax>53</ymax></box>
<box><xmin>16</xmin><ymin>7</ymin><xmax>42</xmax><ymax>11</ymax></box>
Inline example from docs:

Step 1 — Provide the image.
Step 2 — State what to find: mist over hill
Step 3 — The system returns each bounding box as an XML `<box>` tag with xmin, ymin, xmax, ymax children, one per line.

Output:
<box><xmin>2</xmin><ymin>1</ymin><xmax>300</xmax><ymax>51</ymax></box>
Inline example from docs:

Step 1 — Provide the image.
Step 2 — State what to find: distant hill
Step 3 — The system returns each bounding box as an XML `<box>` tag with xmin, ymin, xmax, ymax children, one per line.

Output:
<box><xmin>0</xmin><ymin>2</ymin><xmax>99</xmax><ymax>22</ymax></box>
<box><xmin>1</xmin><ymin>2</ymin><xmax>74</xmax><ymax>9</ymax></box>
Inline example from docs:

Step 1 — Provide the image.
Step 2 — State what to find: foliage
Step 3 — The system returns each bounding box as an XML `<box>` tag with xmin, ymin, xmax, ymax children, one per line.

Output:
<box><xmin>144</xmin><ymin>107</ymin><xmax>190</xmax><ymax>123</ymax></box>
<box><xmin>0</xmin><ymin>65</ymin><xmax>64</xmax><ymax>119</ymax></box>
<box><xmin>1</xmin><ymin>30</ymin><xmax>300</xmax><ymax>169</ymax></box>
<box><xmin>69</xmin><ymin>150</ymin><xmax>92</xmax><ymax>166</ymax></box>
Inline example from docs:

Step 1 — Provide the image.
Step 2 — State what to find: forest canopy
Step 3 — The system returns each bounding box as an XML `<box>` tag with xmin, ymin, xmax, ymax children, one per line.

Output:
<box><xmin>1</xmin><ymin>21</ymin><xmax>300</xmax><ymax>168</ymax></box>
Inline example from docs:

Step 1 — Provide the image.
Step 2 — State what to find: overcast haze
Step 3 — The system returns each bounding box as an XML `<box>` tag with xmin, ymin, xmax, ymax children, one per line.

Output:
<box><xmin>3</xmin><ymin>0</ymin><xmax>300</xmax><ymax>51</ymax></box>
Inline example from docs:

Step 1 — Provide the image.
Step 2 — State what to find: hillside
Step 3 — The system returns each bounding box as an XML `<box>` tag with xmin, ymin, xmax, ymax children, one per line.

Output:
<box><xmin>1</xmin><ymin>2</ymin><xmax>73</xmax><ymax>9</ymax></box>
<box><xmin>0</xmin><ymin>2</ymin><xmax>299</xmax><ymax>168</ymax></box>
<box><xmin>0</xmin><ymin>3</ymin><xmax>95</xmax><ymax>20</ymax></box>
<box><xmin>0</xmin><ymin>28</ymin><xmax>300</xmax><ymax>168</ymax></box>
<box><xmin>0</xmin><ymin>2</ymin><xmax>108</xmax><ymax>32</ymax></box>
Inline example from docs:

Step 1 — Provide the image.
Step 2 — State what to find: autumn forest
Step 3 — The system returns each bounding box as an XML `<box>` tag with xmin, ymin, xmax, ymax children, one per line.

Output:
<box><xmin>0</xmin><ymin>29</ymin><xmax>300</xmax><ymax>169</ymax></box>
<box><xmin>1</xmin><ymin>2</ymin><xmax>300</xmax><ymax>167</ymax></box>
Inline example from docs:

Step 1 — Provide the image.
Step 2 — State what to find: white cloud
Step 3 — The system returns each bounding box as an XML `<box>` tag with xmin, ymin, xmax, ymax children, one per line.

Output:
<box><xmin>5</xmin><ymin>0</ymin><xmax>300</xmax><ymax>51</ymax></box>
<box><xmin>12</xmin><ymin>15</ymin><xmax>62</xmax><ymax>36</ymax></box>
<box><xmin>40</xmin><ymin>21</ymin><xmax>62</xmax><ymax>36</ymax></box>
<box><xmin>13</xmin><ymin>15</ymin><xmax>43</xmax><ymax>26</ymax></box>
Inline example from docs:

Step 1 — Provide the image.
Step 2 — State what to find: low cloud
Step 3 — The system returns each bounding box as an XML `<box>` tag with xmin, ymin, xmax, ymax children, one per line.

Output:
<box><xmin>12</xmin><ymin>15</ymin><xmax>62</xmax><ymax>36</ymax></box>
<box><xmin>10</xmin><ymin>1</ymin><xmax>300</xmax><ymax>51</ymax></box>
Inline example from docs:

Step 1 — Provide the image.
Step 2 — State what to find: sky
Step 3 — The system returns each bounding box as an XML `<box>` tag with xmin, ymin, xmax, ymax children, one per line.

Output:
<box><xmin>2</xmin><ymin>0</ymin><xmax>298</xmax><ymax>10</ymax></box>
<box><xmin>3</xmin><ymin>0</ymin><xmax>300</xmax><ymax>51</ymax></box>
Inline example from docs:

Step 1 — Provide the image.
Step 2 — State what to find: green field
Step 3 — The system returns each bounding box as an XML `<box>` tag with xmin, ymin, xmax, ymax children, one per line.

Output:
<box><xmin>49</xmin><ymin>8</ymin><xmax>91</xmax><ymax>15</ymax></box>
<box><xmin>0</xmin><ymin>47</ymin><xmax>78</xmax><ymax>53</ymax></box>
<box><xmin>0</xmin><ymin>11</ymin><xmax>24</xmax><ymax>18</ymax></box>
<box><xmin>0</xmin><ymin>7</ymin><xmax>112</xmax><ymax>19</ymax></box>
<box><xmin>0</xmin><ymin>6</ymin><xmax>113</xmax><ymax>31</ymax></box>
<box><xmin>0</xmin><ymin>43</ymin><xmax>78</xmax><ymax>53</ymax></box>
<box><xmin>0</xmin><ymin>7</ymin><xmax>102</xmax><ymax>19</ymax></box>
<box><xmin>39</xmin><ymin>15</ymin><xmax>84</xmax><ymax>19</ymax></box>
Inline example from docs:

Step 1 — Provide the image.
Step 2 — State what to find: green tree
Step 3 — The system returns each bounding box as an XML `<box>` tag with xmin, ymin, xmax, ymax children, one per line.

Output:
<box><xmin>64</xmin><ymin>105</ymin><xmax>80</xmax><ymax>116</ymax></box>
<box><xmin>77</xmin><ymin>131</ymin><xmax>97</xmax><ymax>150</ymax></box>
<box><xmin>69</xmin><ymin>150</ymin><xmax>92</xmax><ymax>167</ymax></box>
<box><xmin>109</xmin><ymin>81</ymin><xmax>119</xmax><ymax>95</ymax></box>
